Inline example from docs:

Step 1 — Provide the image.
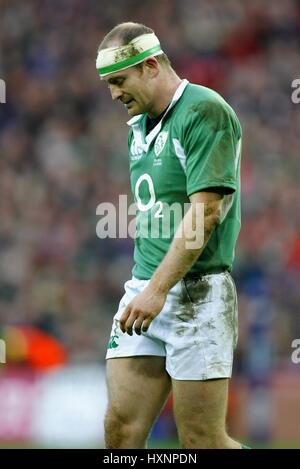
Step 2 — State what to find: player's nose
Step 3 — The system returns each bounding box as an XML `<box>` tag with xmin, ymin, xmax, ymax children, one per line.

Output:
<box><xmin>110</xmin><ymin>86</ymin><xmax>123</xmax><ymax>101</ymax></box>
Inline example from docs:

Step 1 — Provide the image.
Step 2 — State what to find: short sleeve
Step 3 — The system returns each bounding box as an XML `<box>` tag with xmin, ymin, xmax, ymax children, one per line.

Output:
<box><xmin>182</xmin><ymin>100</ymin><xmax>241</xmax><ymax>197</ymax></box>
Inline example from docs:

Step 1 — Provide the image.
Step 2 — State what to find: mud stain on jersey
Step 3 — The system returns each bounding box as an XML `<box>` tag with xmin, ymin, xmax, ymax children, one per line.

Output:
<box><xmin>188</xmin><ymin>101</ymin><xmax>229</xmax><ymax>132</ymax></box>
<box><xmin>187</xmin><ymin>101</ymin><xmax>236</xmax><ymax>183</ymax></box>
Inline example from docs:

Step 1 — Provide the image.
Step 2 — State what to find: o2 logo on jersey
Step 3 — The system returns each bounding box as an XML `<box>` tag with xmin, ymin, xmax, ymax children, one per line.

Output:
<box><xmin>154</xmin><ymin>131</ymin><xmax>168</xmax><ymax>156</ymax></box>
<box><xmin>134</xmin><ymin>173</ymin><xmax>164</xmax><ymax>218</ymax></box>
<box><xmin>130</xmin><ymin>138</ymin><xmax>144</xmax><ymax>160</ymax></box>
<box><xmin>135</xmin><ymin>174</ymin><xmax>156</xmax><ymax>212</ymax></box>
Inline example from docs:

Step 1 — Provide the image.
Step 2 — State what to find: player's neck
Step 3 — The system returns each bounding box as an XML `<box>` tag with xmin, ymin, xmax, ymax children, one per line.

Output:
<box><xmin>147</xmin><ymin>72</ymin><xmax>182</xmax><ymax>118</ymax></box>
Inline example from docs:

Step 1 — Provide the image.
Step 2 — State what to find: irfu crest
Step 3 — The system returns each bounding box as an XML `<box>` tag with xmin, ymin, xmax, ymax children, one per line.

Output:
<box><xmin>154</xmin><ymin>131</ymin><xmax>168</xmax><ymax>156</ymax></box>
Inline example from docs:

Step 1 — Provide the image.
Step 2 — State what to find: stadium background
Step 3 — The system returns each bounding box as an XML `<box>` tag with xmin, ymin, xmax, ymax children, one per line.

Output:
<box><xmin>0</xmin><ymin>0</ymin><xmax>299</xmax><ymax>448</ymax></box>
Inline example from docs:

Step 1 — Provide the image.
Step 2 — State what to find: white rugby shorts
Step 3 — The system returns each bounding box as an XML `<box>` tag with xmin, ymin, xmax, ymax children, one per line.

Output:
<box><xmin>106</xmin><ymin>272</ymin><xmax>238</xmax><ymax>380</ymax></box>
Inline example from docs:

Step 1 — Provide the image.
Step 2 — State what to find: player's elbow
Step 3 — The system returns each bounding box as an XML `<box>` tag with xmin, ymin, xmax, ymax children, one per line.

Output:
<box><xmin>204</xmin><ymin>211</ymin><xmax>221</xmax><ymax>240</ymax></box>
<box><xmin>204</xmin><ymin>200</ymin><xmax>223</xmax><ymax>227</ymax></box>
<box><xmin>210</xmin><ymin>210</ymin><xmax>222</xmax><ymax>227</ymax></box>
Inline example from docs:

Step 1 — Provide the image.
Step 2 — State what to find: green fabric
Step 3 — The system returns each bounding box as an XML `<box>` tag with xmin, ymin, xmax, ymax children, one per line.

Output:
<box><xmin>127</xmin><ymin>82</ymin><xmax>242</xmax><ymax>280</ymax></box>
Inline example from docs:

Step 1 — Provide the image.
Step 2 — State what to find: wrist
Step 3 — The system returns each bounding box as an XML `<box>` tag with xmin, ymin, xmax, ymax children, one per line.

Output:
<box><xmin>149</xmin><ymin>277</ymin><xmax>169</xmax><ymax>296</ymax></box>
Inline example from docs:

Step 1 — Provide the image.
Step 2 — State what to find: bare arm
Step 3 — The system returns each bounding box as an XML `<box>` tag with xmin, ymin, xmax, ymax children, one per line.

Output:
<box><xmin>120</xmin><ymin>191</ymin><xmax>224</xmax><ymax>335</ymax></box>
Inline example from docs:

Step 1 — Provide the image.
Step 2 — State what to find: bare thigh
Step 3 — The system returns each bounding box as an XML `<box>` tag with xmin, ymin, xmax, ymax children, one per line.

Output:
<box><xmin>172</xmin><ymin>378</ymin><xmax>232</xmax><ymax>448</ymax></box>
<box><xmin>105</xmin><ymin>356</ymin><xmax>171</xmax><ymax>448</ymax></box>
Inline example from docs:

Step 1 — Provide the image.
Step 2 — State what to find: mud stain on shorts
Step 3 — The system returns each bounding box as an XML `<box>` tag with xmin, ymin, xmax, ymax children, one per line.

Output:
<box><xmin>176</xmin><ymin>325</ymin><xmax>187</xmax><ymax>336</ymax></box>
<box><xmin>202</xmin><ymin>319</ymin><xmax>216</xmax><ymax>330</ymax></box>
<box><xmin>174</xmin><ymin>278</ymin><xmax>211</xmax><ymax>336</ymax></box>
<box><xmin>220</xmin><ymin>274</ymin><xmax>236</xmax><ymax>336</ymax></box>
<box><xmin>176</xmin><ymin>302</ymin><xmax>195</xmax><ymax>324</ymax></box>
<box><xmin>177</xmin><ymin>280</ymin><xmax>196</xmax><ymax>322</ymax></box>
<box><xmin>183</xmin><ymin>277</ymin><xmax>211</xmax><ymax>303</ymax></box>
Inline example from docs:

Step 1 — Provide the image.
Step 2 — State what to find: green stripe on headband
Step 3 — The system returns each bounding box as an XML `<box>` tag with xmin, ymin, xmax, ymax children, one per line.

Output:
<box><xmin>97</xmin><ymin>44</ymin><xmax>162</xmax><ymax>76</ymax></box>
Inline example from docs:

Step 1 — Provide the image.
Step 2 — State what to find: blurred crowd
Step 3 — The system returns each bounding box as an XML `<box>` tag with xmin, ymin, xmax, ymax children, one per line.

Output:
<box><xmin>0</xmin><ymin>0</ymin><xmax>299</xmax><ymax>371</ymax></box>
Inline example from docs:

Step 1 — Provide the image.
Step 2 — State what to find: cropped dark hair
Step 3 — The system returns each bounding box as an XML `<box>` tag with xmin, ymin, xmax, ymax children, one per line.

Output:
<box><xmin>98</xmin><ymin>22</ymin><xmax>171</xmax><ymax>68</ymax></box>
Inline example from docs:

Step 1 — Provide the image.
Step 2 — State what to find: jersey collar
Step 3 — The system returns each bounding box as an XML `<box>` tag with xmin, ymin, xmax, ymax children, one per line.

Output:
<box><xmin>126</xmin><ymin>79</ymin><xmax>189</xmax><ymax>127</ymax></box>
<box><xmin>126</xmin><ymin>79</ymin><xmax>189</xmax><ymax>150</ymax></box>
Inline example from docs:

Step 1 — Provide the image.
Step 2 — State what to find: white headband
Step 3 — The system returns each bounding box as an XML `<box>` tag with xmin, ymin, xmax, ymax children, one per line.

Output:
<box><xmin>96</xmin><ymin>33</ymin><xmax>164</xmax><ymax>77</ymax></box>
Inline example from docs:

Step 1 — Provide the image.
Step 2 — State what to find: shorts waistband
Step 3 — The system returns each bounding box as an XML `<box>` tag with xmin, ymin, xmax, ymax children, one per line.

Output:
<box><xmin>183</xmin><ymin>268</ymin><xmax>229</xmax><ymax>280</ymax></box>
<box><xmin>133</xmin><ymin>269</ymin><xmax>230</xmax><ymax>282</ymax></box>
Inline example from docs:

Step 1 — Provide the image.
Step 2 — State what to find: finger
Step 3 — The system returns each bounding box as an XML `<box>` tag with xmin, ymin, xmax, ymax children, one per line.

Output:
<box><xmin>119</xmin><ymin>306</ymin><xmax>131</xmax><ymax>333</ymax></box>
<box><xmin>133</xmin><ymin>316</ymin><xmax>145</xmax><ymax>335</ymax></box>
<box><xmin>124</xmin><ymin>311</ymin><xmax>138</xmax><ymax>336</ymax></box>
<box><xmin>141</xmin><ymin>317</ymin><xmax>153</xmax><ymax>333</ymax></box>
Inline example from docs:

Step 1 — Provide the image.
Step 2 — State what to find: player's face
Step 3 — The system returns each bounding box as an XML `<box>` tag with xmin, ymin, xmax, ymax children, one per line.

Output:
<box><xmin>104</xmin><ymin>65</ymin><xmax>154</xmax><ymax>116</ymax></box>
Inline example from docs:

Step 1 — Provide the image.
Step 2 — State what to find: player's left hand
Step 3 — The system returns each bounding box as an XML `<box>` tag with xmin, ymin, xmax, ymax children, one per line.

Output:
<box><xmin>119</xmin><ymin>286</ymin><xmax>167</xmax><ymax>336</ymax></box>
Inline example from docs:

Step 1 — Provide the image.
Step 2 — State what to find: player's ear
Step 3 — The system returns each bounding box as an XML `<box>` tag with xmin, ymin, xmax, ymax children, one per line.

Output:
<box><xmin>143</xmin><ymin>57</ymin><xmax>159</xmax><ymax>78</ymax></box>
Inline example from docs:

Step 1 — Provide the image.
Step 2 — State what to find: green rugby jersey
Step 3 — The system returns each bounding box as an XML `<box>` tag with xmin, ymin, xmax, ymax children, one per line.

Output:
<box><xmin>127</xmin><ymin>80</ymin><xmax>242</xmax><ymax>280</ymax></box>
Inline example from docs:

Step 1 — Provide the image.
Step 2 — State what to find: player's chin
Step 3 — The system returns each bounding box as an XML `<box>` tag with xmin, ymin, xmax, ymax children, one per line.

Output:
<box><xmin>127</xmin><ymin>101</ymin><xmax>143</xmax><ymax>116</ymax></box>
<box><xmin>127</xmin><ymin>105</ymin><xmax>139</xmax><ymax>116</ymax></box>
